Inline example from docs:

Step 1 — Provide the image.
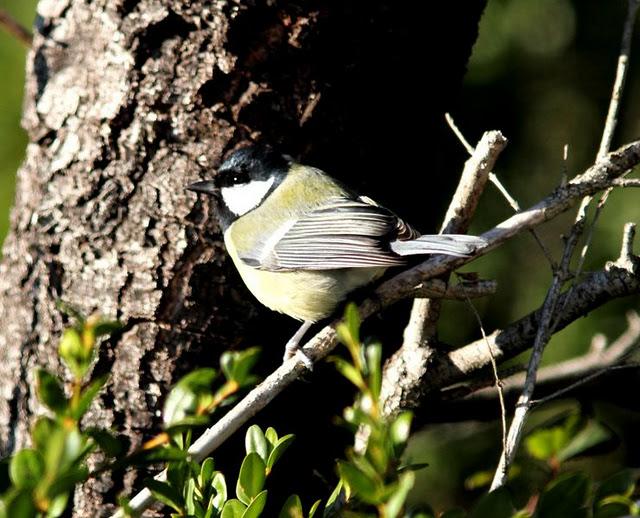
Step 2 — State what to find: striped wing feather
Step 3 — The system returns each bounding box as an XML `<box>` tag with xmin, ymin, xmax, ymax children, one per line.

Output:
<box><xmin>243</xmin><ymin>197</ymin><xmax>415</xmax><ymax>271</ymax></box>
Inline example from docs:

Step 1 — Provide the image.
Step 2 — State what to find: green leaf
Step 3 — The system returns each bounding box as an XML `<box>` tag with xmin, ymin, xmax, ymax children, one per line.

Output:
<box><xmin>32</xmin><ymin>417</ymin><xmax>58</xmax><ymax>451</ymax></box>
<box><xmin>9</xmin><ymin>449</ymin><xmax>44</xmax><ymax>489</ymax></box>
<box><xmin>309</xmin><ymin>500</ymin><xmax>322</xmax><ymax>518</ymax></box>
<box><xmin>595</xmin><ymin>497</ymin><xmax>635</xmax><ymax>518</ymax></box>
<box><xmin>330</xmin><ymin>357</ymin><xmax>366</xmax><ymax>391</ymax></box>
<box><xmin>594</xmin><ymin>469</ymin><xmax>636</xmax><ymax>503</ymax></box>
<box><xmin>236</xmin><ymin>453</ymin><xmax>266</xmax><ymax>505</ymax></box>
<box><xmin>70</xmin><ymin>375</ymin><xmax>108</xmax><ymax>420</ymax></box>
<box><xmin>86</xmin><ymin>428</ymin><xmax>125</xmax><ymax>457</ymax></box>
<box><xmin>525</xmin><ymin>426</ymin><xmax>569</xmax><ymax>461</ymax></box>
<box><xmin>535</xmin><ymin>472</ymin><xmax>590</xmax><ymax>518</ymax></box>
<box><xmin>3</xmin><ymin>490</ymin><xmax>37</xmax><ymax>518</ymax></box>
<box><xmin>365</xmin><ymin>343</ymin><xmax>382</xmax><ymax>400</ymax></box>
<box><xmin>471</xmin><ymin>487</ymin><xmax>514</xmax><ymax>518</ymax></box>
<box><xmin>390</xmin><ymin>412</ymin><xmax>413</xmax><ymax>453</ymax></box>
<box><xmin>164</xmin><ymin>415</ymin><xmax>210</xmax><ymax>435</ymax></box>
<box><xmin>47</xmin><ymin>493</ymin><xmax>69</xmax><ymax>517</ymax></box>
<box><xmin>47</xmin><ymin>465</ymin><xmax>89</xmax><ymax>497</ymax></box>
<box><xmin>279</xmin><ymin>494</ymin><xmax>303</xmax><ymax>518</ymax></box>
<box><xmin>557</xmin><ymin>420</ymin><xmax>613</xmax><ymax>462</ymax></box>
<box><xmin>242</xmin><ymin>490</ymin><xmax>267</xmax><ymax>518</ymax></box>
<box><xmin>212</xmin><ymin>472</ymin><xmax>228</xmax><ymax>511</ymax></box>
<box><xmin>92</xmin><ymin>319</ymin><xmax>123</xmax><ymax>337</ymax></box>
<box><xmin>146</xmin><ymin>479</ymin><xmax>184</xmax><ymax>513</ymax></box>
<box><xmin>385</xmin><ymin>471</ymin><xmax>415</xmax><ymax>518</ymax></box>
<box><xmin>337</xmin><ymin>461</ymin><xmax>379</xmax><ymax>504</ymax></box>
<box><xmin>266</xmin><ymin>434</ymin><xmax>295</xmax><ymax>471</ymax></box>
<box><xmin>464</xmin><ymin>470</ymin><xmax>494</xmax><ymax>490</ymax></box>
<box><xmin>222</xmin><ymin>499</ymin><xmax>247</xmax><ymax>518</ymax></box>
<box><xmin>163</xmin><ymin>368</ymin><xmax>217</xmax><ymax>426</ymax></box>
<box><xmin>199</xmin><ymin>457</ymin><xmax>216</xmax><ymax>486</ymax></box>
<box><xmin>36</xmin><ymin>369</ymin><xmax>68</xmax><ymax>415</ymax></box>
<box><xmin>245</xmin><ymin>425</ymin><xmax>268</xmax><ymax>462</ymax></box>
<box><xmin>324</xmin><ymin>480</ymin><xmax>344</xmax><ymax>515</ymax></box>
<box><xmin>440</xmin><ymin>510</ymin><xmax>467</xmax><ymax>518</ymax></box>
<box><xmin>265</xmin><ymin>428</ymin><xmax>278</xmax><ymax>447</ymax></box>
<box><xmin>221</xmin><ymin>348</ymin><xmax>261</xmax><ymax>385</ymax></box>
<box><xmin>58</xmin><ymin>328</ymin><xmax>90</xmax><ymax>378</ymax></box>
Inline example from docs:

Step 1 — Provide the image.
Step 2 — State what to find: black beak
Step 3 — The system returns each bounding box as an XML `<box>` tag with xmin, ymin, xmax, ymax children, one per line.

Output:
<box><xmin>186</xmin><ymin>180</ymin><xmax>217</xmax><ymax>195</ymax></box>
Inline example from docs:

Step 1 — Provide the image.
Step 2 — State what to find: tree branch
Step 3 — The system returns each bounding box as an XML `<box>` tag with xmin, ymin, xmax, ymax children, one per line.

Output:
<box><xmin>0</xmin><ymin>10</ymin><xmax>32</xmax><ymax>47</ymax></box>
<box><xmin>113</xmin><ymin>140</ymin><xmax>640</xmax><ymax>517</ymax></box>
<box><xmin>388</xmin><ymin>130</ymin><xmax>505</xmax><ymax>418</ymax></box>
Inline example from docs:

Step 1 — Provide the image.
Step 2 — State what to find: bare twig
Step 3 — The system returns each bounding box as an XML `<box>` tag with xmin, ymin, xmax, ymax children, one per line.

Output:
<box><xmin>467</xmin><ymin>310</ymin><xmax>640</xmax><ymax>405</ymax></box>
<box><xmin>385</xmin><ymin>130</ymin><xmax>506</xmax><ymax>417</ymax></box>
<box><xmin>0</xmin><ymin>10</ymin><xmax>32</xmax><ymax>47</ymax></box>
<box><xmin>489</xmin><ymin>2</ymin><xmax>640</xmax><ymax>490</ymax></box>
<box><xmin>113</xmin><ymin>140</ymin><xmax>640</xmax><ymax>517</ymax></box>
<box><xmin>612</xmin><ymin>178</ymin><xmax>640</xmax><ymax>187</ymax></box>
<box><xmin>465</xmin><ymin>295</ymin><xmax>507</xmax><ymax>453</ymax></box>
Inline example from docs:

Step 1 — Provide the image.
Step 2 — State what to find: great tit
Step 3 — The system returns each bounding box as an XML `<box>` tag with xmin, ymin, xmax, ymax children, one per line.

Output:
<box><xmin>187</xmin><ymin>145</ymin><xmax>485</xmax><ymax>361</ymax></box>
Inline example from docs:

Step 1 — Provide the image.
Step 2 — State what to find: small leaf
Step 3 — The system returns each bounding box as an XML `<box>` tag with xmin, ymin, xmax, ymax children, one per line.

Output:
<box><xmin>266</xmin><ymin>434</ymin><xmax>295</xmax><ymax>471</ymax></box>
<box><xmin>525</xmin><ymin>426</ymin><xmax>569</xmax><ymax>461</ymax></box>
<box><xmin>245</xmin><ymin>425</ymin><xmax>268</xmax><ymax>462</ymax></box>
<box><xmin>308</xmin><ymin>500</ymin><xmax>322</xmax><ymax>518</ymax></box>
<box><xmin>9</xmin><ymin>449</ymin><xmax>44</xmax><ymax>489</ymax></box>
<box><xmin>32</xmin><ymin>417</ymin><xmax>58</xmax><ymax>450</ymax></box>
<box><xmin>163</xmin><ymin>368</ymin><xmax>217</xmax><ymax>426</ymax></box>
<box><xmin>535</xmin><ymin>472</ymin><xmax>590</xmax><ymax>518</ymax></box>
<box><xmin>47</xmin><ymin>465</ymin><xmax>89</xmax><ymax>497</ymax></box>
<box><xmin>594</xmin><ymin>469</ymin><xmax>636</xmax><ymax>503</ymax></box>
<box><xmin>330</xmin><ymin>357</ymin><xmax>366</xmax><ymax>391</ymax></box>
<box><xmin>58</xmin><ymin>328</ymin><xmax>90</xmax><ymax>378</ymax></box>
<box><xmin>279</xmin><ymin>494</ymin><xmax>303</xmax><ymax>518</ymax></box>
<box><xmin>221</xmin><ymin>348</ymin><xmax>261</xmax><ymax>385</ymax></box>
<box><xmin>86</xmin><ymin>428</ymin><xmax>125</xmax><ymax>457</ymax></box>
<box><xmin>390</xmin><ymin>412</ymin><xmax>413</xmax><ymax>453</ymax></box>
<box><xmin>242</xmin><ymin>489</ymin><xmax>267</xmax><ymax>518</ymax></box>
<box><xmin>146</xmin><ymin>479</ymin><xmax>184</xmax><ymax>513</ymax></box>
<box><xmin>557</xmin><ymin>420</ymin><xmax>614</xmax><ymax>462</ymax></box>
<box><xmin>365</xmin><ymin>343</ymin><xmax>382</xmax><ymax>400</ymax></box>
<box><xmin>47</xmin><ymin>493</ymin><xmax>69</xmax><ymax>517</ymax></box>
<box><xmin>385</xmin><ymin>471</ymin><xmax>415</xmax><ymax>518</ymax></box>
<box><xmin>70</xmin><ymin>375</ymin><xmax>108</xmax><ymax>420</ymax></box>
<box><xmin>471</xmin><ymin>487</ymin><xmax>514</xmax><ymax>518</ymax></box>
<box><xmin>36</xmin><ymin>369</ymin><xmax>68</xmax><ymax>415</ymax></box>
<box><xmin>3</xmin><ymin>490</ymin><xmax>37</xmax><ymax>518</ymax></box>
<box><xmin>337</xmin><ymin>461</ymin><xmax>379</xmax><ymax>504</ymax></box>
<box><xmin>221</xmin><ymin>499</ymin><xmax>247</xmax><ymax>518</ymax></box>
<box><xmin>324</xmin><ymin>480</ymin><xmax>344</xmax><ymax>514</ymax></box>
<box><xmin>93</xmin><ymin>319</ymin><xmax>123</xmax><ymax>337</ymax></box>
<box><xmin>199</xmin><ymin>457</ymin><xmax>216</xmax><ymax>486</ymax></box>
<box><xmin>265</xmin><ymin>428</ymin><xmax>278</xmax><ymax>447</ymax></box>
<box><xmin>212</xmin><ymin>472</ymin><xmax>228</xmax><ymax>511</ymax></box>
<box><xmin>236</xmin><ymin>453</ymin><xmax>266</xmax><ymax>505</ymax></box>
<box><xmin>164</xmin><ymin>415</ymin><xmax>210</xmax><ymax>435</ymax></box>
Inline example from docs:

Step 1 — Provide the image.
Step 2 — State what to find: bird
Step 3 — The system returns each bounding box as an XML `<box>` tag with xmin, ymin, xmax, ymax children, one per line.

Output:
<box><xmin>187</xmin><ymin>144</ymin><xmax>486</xmax><ymax>362</ymax></box>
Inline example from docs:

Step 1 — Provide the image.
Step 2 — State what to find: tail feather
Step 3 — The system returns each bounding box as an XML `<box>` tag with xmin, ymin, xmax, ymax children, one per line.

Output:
<box><xmin>390</xmin><ymin>234</ymin><xmax>486</xmax><ymax>257</ymax></box>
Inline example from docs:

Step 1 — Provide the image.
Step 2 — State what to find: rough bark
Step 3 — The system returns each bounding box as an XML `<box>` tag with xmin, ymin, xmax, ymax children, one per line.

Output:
<box><xmin>0</xmin><ymin>0</ymin><xmax>486</xmax><ymax>514</ymax></box>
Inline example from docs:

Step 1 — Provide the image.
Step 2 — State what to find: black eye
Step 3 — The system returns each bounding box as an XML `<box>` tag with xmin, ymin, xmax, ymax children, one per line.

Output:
<box><xmin>217</xmin><ymin>168</ymin><xmax>250</xmax><ymax>187</ymax></box>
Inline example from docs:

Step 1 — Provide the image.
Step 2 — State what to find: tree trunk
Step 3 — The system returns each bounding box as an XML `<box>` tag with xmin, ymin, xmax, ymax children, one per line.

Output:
<box><xmin>0</xmin><ymin>0</ymin><xmax>485</xmax><ymax>514</ymax></box>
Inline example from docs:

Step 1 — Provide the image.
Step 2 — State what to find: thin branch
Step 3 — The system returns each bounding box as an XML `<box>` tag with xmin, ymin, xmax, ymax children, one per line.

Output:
<box><xmin>464</xmin><ymin>294</ymin><xmax>507</xmax><ymax>454</ymax></box>
<box><xmin>490</xmin><ymin>2</ymin><xmax>640</xmax><ymax>489</ymax></box>
<box><xmin>0</xmin><ymin>10</ymin><xmax>32</xmax><ymax>47</ymax></box>
<box><xmin>466</xmin><ymin>309</ymin><xmax>640</xmax><ymax>405</ymax></box>
<box><xmin>612</xmin><ymin>178</ymin><xmax>640</xmax><ymax>187</ymax></box>
<box><xmin>112</xmin><ymin>140</ymin><xmax>640</xmax><ymax>518</ymax></box>
<box><xmin>387</xmin><ymin>130</ymin><xmax>506</xmax><ymax>417</ymax></box>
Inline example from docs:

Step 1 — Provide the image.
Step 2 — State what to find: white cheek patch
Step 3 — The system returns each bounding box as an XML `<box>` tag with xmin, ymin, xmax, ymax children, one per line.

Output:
<box><xmin>221</xmin><ymin>177</ymin><xmax>276</xmax><ymax>216</ymax></box>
